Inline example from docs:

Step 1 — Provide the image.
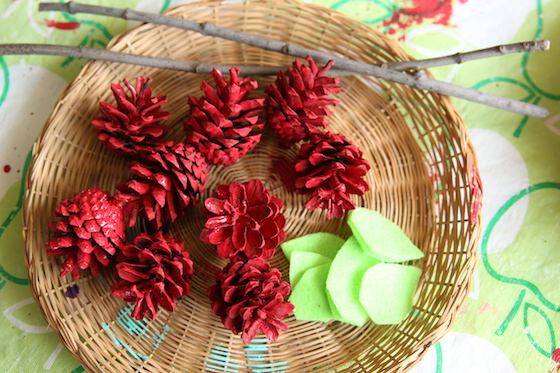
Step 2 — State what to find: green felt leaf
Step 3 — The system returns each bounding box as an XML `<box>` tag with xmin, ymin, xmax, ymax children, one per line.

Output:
<box><xmin>326</xmin><ymin>291</ymin><xmax>345</xmax><ymax>322</ymax></box>
<box><xmin>289</xmin><ymin>251</ymin><xmax>331</xmax><ymax>286</ymax></box>
<box><xmin>281</xmin><ymin>232</ymin><xmax>344</xmax><ymax>261</ymax></box>
<box><xmin>327</xmin><ymin>236</ymin><xmax>379</xmax><ymax>326</ymax></box>
<box><xmin>347</xmin><ymin>208</ymin><xmax>424</xmax><ymax>262</ymax></box>
<box><xmin>359</xmin><ymin>264</ymin><xmax>421</xmax><ymax>325</ymax></box>
<box><xmin>289</xmin><ymin>263</ymin><xmax>333</xmax><ymax>322</ymax></box>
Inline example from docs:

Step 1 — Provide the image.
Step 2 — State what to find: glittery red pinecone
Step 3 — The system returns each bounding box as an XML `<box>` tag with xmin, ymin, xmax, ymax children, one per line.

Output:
<box><xmin>117</xmin><ymin>141</ymin><xmax>208</xmax><ymax>229</ymax></box>
<box><xmin>46</xmin><ymin>187</ymin><xmax>125</xmax><ymax>280</ymax></box>
<box><xmin>92</xmin><ymin>76</ymin><xmax>170</xmax><ymax>156</ymax></box>
<box><xmin>208</xmin><ymin>258</ymin><xmax>293</xmax><ymax>343</ymax></box>
<box><xmin>295</xmin><ymin>132</ymin><xmax>370</xmax><ymax>219</ymax></box>
<box><xmin>200</xmin><ymin>179</ymin><xmax>286</xmax><ymax>260</ymax></box>
<box><xmin>184</xmin><ymin>67</ymin><xmax>264</xmax><ymax>166</ymax></box>
<box><xmin>265</xmin><ymin>56</ymin><xmax>340</xmax><ymax>144</ymax></box>
<box><xmin>111</xmin><ymin>231</ymin><xmax>194</xmax><ymax>320</ymax></box>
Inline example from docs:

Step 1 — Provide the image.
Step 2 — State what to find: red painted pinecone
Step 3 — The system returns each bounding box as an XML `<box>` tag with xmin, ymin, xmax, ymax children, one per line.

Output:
<box><xmin>92</xmin><ymin>76</ymin><xmax>170</xmax><ymax>156</ymax></box>
<box><xmin>184</xmin><ymin>67</ymin><xmax>264</xmax><ymax>166</ymax></box>
<box><xmin>111</xmin><ymin>231</ymin><xmax>194</xmax><ymax>320</ymax></box>
<box><xmin>46</xmin><ymin>187</ymin><xmax>125</xmax><ymax>279</ymax></box>
<box><xmin>208</xmin><ymin>258</ymin><xmax>293</xmax><ymax>343</ymax></box>
<box><xmin>265</xmin><ymin>56</ymin><xmax>340</xmax><ymax>144</ymax></box>
<box><xmin>295</xmin><ymin>132</ymin><xmax>370</xmax><ymax>219</ymax></box>
<box><xmin>200</xmin><ymin>179</ymin><xmax>286</xmax><ymax>260</ymax></box>
<box><xmin>117</xmin><ymin>141</ymin><xmax>208</xmax><ymax>229</ymax></box>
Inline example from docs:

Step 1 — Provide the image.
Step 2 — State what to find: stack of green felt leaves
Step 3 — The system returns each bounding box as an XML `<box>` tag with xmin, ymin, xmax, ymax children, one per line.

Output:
<box><xmin>282</xmin><ymin>207</ymin><xmax>424</xmax><ymax>326</ymax></box>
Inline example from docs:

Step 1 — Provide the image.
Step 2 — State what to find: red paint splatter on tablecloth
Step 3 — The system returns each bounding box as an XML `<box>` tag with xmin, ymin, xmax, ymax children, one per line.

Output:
<box><xmin>46</xmin><ymin>19</ymin><xmax>81</xmax><ymax>30</ymax></box>
<box><xmin>552</xmin><ymin>348</ymin><xmax>560</xmax><ymax>371</ymax></box>
<box><xmin>382</xmin><ymin>0</ymin><xmax>466</xmax><ymax>40</ymax></box>
<box><xmin>269</xmin><ymin>155</ymin><xmax>296</xmax><ymax>192</ymax></box>
<box><xmin>469</xmin><ymin>163</ymin><xmax>483</xmax><ymax>226</ymax></box>
<box><xmin>553</xmin><ymin>348</ymin><xmax>560</xmax><ymax>362</ymax></box>
<box><xmin>3</xmin><ymin>165</ymin><xmax>11</xmax><ymax>173</ymax></box>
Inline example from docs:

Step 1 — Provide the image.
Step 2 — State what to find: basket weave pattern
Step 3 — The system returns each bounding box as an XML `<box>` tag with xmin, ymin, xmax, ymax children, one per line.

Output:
<box><xmin>23</xmin><ymin>1</ymin><xmax>481</xmax><ymax>372</ymax></box>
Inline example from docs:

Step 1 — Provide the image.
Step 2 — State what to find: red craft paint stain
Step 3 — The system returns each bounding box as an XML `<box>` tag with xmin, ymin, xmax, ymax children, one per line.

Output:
<box><xmin>3</xmin><ymin>164</ymin><xmax>11</xmax><ymax>173</ymax></box>
<box><xmin>469</xmin><ymin>164</ymin><xmax>483</xmax><ymax>226</ymax></box>
<box><xmin>383</xmin><ymin>0</ymin><xmax>466</xmax><ymax>37</ymax></box>
<box><xmin>552</xmin><ymin>348</ymin><xmax>560</xmax><ymax>363</ymax></box>
<box><xmin>477</xmin><ymin>303</ymin><xmax>489</xmax><ymax>314</ymax></box>
<box><xmin>551</xmin><ymin>348</ymin><xmax>560</xmax><ymax>372</ymax></box>
<box><xmin>46</xmin><ymin>19</ymin><xmax>81</xmax><ymax>30</ymax></box>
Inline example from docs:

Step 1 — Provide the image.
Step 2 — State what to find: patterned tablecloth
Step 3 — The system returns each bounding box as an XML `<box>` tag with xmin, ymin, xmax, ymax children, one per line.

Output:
<box><xmin>1</xmin><ymin>0</ymin><xmax>559</xmax><ymax>372</ymax></box>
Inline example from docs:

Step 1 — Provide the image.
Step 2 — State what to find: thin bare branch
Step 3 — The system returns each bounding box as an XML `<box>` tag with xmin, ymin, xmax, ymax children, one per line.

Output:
<box><xmin>37</xmin><ymin>2</ymin><xmax>550</xmax><ymax>117</ymax></box>
<box><xmin>386</xmin><ymin>40</ymin><xmax>550</xmax><ymax>71</ymax></box>
<box><xmin>0</xmin><ymin>44</ymin><xmax>293</xmax><ymax>75</ymax></box>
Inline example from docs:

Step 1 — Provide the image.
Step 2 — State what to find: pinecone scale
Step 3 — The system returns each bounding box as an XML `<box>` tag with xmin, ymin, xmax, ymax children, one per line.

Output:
<box><xmin>266</xmin><ymin>57</ymin><xmax>340</xmax><ymax>144</ymax></box>
<box><xmin>185</xmin><ymin>68</ymin><xmax>265</xmax><ymax>166</ymax></box>
<box><xmin>200</xmin><ymin>179</ymin><xmax>286</xmax><ymax>260</ymax></box>
<box><xmin>117</xmin><ymin>142</ymin><xmax>208</xmax><ymax>229</ymax></box>
<box><xmin>111</xmin><ymin>231</ymin><xmax>194</xmax><ymax>320</ymax></box>
<box><xmin>295</xmin><ymin>132</ymin><xmax>370</xmax><ymax>219</ymax></box>
<box><xmin>92</xmin><ymin>76</ymin><xmax>170</xmax><ymax>156</ymax></box>
<box><xmin>208</xmin><ymin>258</ymin><xmax>293</xmax><ymax>343</ymax></box>
<box><xmin>46</xmin><ymin>187</ymin><xmax>125</xmax><ymax>279</ymax></box>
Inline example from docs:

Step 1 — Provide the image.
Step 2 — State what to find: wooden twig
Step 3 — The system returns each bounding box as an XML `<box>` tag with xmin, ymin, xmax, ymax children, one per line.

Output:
<box><xmin>0</xmin><ymin>44</ymin><xmax>296</xmax><ymax>75</ymax></box>
<box><xmin>386</xmin><ymin>40</ymin><xmax>550</xmax><ymax>71</ymax></box>
<box><xmin>2</xmin><ymin>41</ymin><xmax>548</xmax><ymax>77</ymax></box>
<box><xmin>0</xmin><ymin>43</ymin><xmax>354</xmax><ymax>76</ymax></box>
<box><xmin>38</xmin><ymin>2</ymin><xmax>549</xmax><ymax>118</ymax></box>
<box><xmin>39</xmin><ymin>1</ymin><xmax>551</xmax><ymax>73</ymax></box>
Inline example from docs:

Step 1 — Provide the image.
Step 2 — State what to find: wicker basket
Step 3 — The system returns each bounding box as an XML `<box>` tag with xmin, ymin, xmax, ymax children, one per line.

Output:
<box><xmin>22</xmin><ymin>1</ymin><xmax>482</xmax><ymax>372</ymax></box>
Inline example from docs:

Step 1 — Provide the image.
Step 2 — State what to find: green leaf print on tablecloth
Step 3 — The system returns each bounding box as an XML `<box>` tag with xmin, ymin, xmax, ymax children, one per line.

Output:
<box><xmin>481</xmin><ymin>183</ymin><xmax>560</xmax><ymax>360</ymax></box>
<box><xmin>523</xmin><ymin>302</ymin><xmax>556</xmax><ymax>358</ymax></box>
<box><xmin>0</xmin><ymin>151</ymin><xmax>31</xmax><ymax>290</ymax></box>
<box><xmin>0</xmin><ymin>183</ymin><xmax>79</xmax><ymax>372</ymax></box>
<box><xmin>454</xmin><ymin>0</ymin><xmax>560</xmax><ymax>138</ymax></box>
<box><xmin>472</xmin><ymin>2</ymin><xmax>538</xmax><ymax>138</ymax></box>
<box><xmin>0</xmin><ymin>56</ymin><xmax>9</xmax><ymax>107</ymax></box>
<box><xmin>331</xmin><ymin>0</ymin><xmax>394</xmax><ymax>25</ymax></box>
<box><xmin>405</xmin><ymin>27</ymin><xmax>467</xmax><ymax>56</ymax></box>
<box><xmin>53</xmin><ymin>0</ymin><xmax>112</xmax><ymax>68</ymax></box>
<box><xmin>483</xmin><ymin>183</ymin><xmax>560</xmax><ymax>311</ymax></box>
<box><xmin>449</xmin><ymin>122</ymin><xmax>560</xmax><ymax>371</ymax></box>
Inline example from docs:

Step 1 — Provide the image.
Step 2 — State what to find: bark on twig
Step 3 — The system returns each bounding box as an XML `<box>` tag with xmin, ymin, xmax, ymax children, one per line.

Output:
<box><xmin>0</xmin><ymin>44</ymin><xmax>293</xmax><ymax>75</ymax></box>
<box><xmin>386</xmin><ymin>40</ymin><xmax>550</xmax><ymax>71</ymax></box>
